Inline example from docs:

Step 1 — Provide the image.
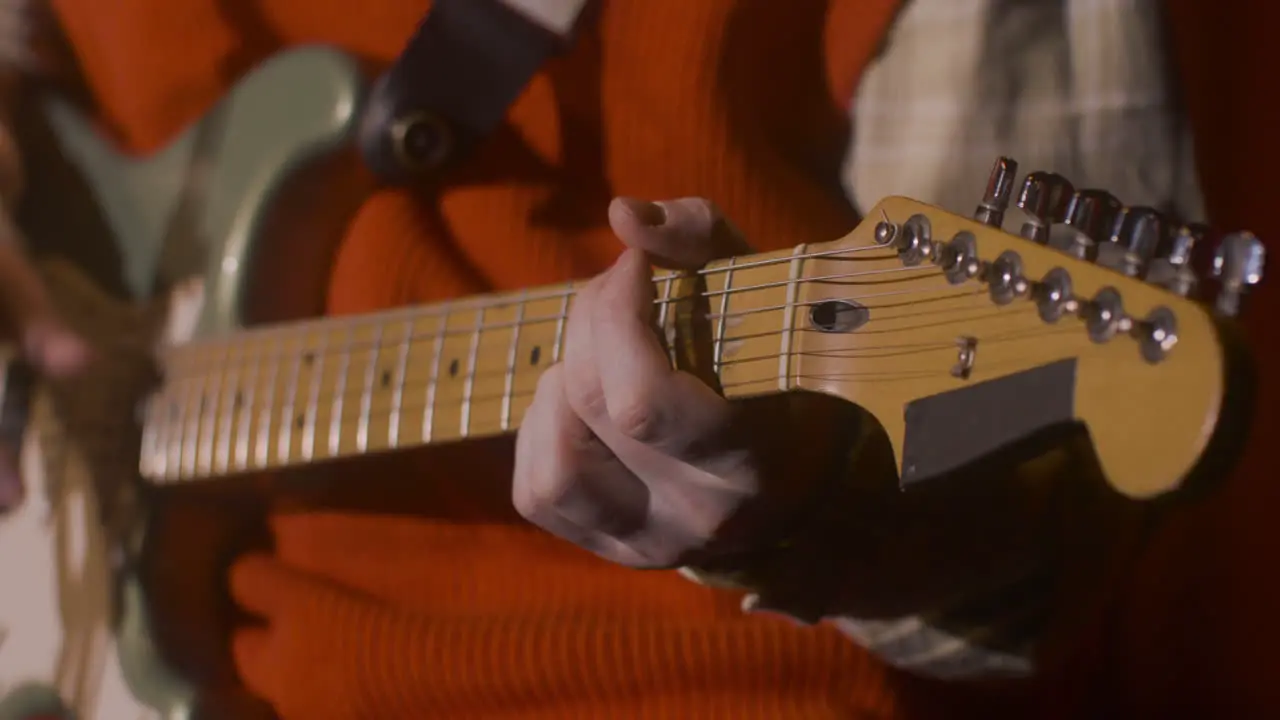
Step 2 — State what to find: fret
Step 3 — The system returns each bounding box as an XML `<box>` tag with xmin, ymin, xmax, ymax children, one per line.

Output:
<box><xmin>459</xmin><ymin>308</ymin><xmax>484</xmax><ymax>437</ymax></box>
<box><xmin>388</xmin><ymin>318</ymin><xmax>413</xmax><ymax>448</ymax></box>
<box><xmin>509</xmin><ymin>291</ymin><xmax>565</xmax><ymax>427</ymax></box>
<box><xmin>552</xmin><ymin>283</ymin><xmax>571</xmax><ymax>363</ymax></box>
<box><xmin>195</xmin><ymin>342</ymin><xmax>226</xmax><ymax>476</ymax></box>
<box><xmin>327</xmin><ymin>324</ymin><xmax>356</xmax><ymax>457</ymax></box>
<box><xmin>500</xmin><ymin>291</ymin><xmax>526</xmax><ymax>431</ymax></box>
<box><xmin>466</xmin><ymin>295</ymin><xmax>524</xmax><ymax>437</ymax></box>
<box><xmin>164</xmin><ymin>373</ymin><xmax>187</xmax><ymax>481</ymax></box>
<box><xmin>180</xmin><ymin>355</ymin><xmax>207</xmax><ymax>479</ymax></box>
<box><xmin>356</xmin><ymin>320</ymin><xmax>385</xmax><ymax>453</ymax></box>
<box><xmin>713</xmin><ymin>257</ymin><xmax>736</xmax><ymax>372</ymax></box>
<box><xmin>234</xmin><ymin>336</ymin><xmax>263</xmax><ymax>471</ymax></box>
<box><xmin>427</xmin><ymin>306</ymin><xmax>475</xmax><ymax>442</ymax></box>
<box><xmin>421</xmin><ymin>308</ymin><xmax>448</xmax><ymax>442</ymax></box>
<box><xmin>778</xmin><ymin>243</ymin><xmax>808</xmax><ymax>391</ymax></box>
<box><xmin>276</xmin><ymin>331</ymin><xmax>309</xmax><ymax>465</ymax></box>
<box><xmin>139</xmin><ymin>393</ymin><xmax>162</xmax><ymax>479</ymax></box>
<box><xmin>657</xmin><ymin>273</ymin><xmax>677</xmax><ymax>367</ymax></box>
<box><xmin>706</xmin><ymin>247</ymin><xmax>799</xmax><ymax>399</ymax></box>
<box><xmin>301</xmin><ymin>329</ymin><xmax>330</xmax><ymax>461</ymax></box>
<box><xmin>213</xmin><ymin>340</ymin><xmax>244</xmax><ymax>474</ymax></box>
<box><xmin>254</xmin><ymin>333</ymin><xmax>284</xmax><ymax>469</ymax></box>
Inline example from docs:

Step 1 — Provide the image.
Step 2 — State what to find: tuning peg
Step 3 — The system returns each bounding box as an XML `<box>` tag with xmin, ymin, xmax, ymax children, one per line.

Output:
<box><xmin>1014</xmin><ymin>172</ymin><xmax>1075</xmax><ymax>243</ymax></box>
<box><xmin>1097</xmin><ymin>206</ymin><xmax>1166</xmax><ymax>277</ymax></box>
<box><xmin>1212</xmin><ymin>231</ymin><xmax>1266</xmax><ymax>317</ymax></box>
<box><xmin>1057</xmin><ymin>189</ymin><xmax>1122</xmax><ymax>259</ymax></box>
<box><xmin>1145</xmin><ymin>222</ymin><xmax>1207</xmax><ymax>296</ymax></box>
<box><xmin>974</xmin><ymin>157</ymin><xmax>1018</xmax><ymax>228</ymax></box>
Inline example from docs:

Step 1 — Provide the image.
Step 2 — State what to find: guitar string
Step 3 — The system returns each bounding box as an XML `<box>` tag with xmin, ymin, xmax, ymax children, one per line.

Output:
<box><xmin>165</xmin><ymin>235</ymin><xmax>906</xmax><ymax>354</ymax></box>
<box><xmin>157</xmin><ymin>265</ymin><xmax>983</xmax><ymax>378</ymax></box>
<box><xmin>137</xmin><ymin>301</ymin><xmax>1096</xmax><ymax>473</ymax></box>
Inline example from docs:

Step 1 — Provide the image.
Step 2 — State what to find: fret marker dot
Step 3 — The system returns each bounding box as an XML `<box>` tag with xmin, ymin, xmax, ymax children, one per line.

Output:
<box><xmin>449</xmin><ymin>359</ymin><xmax>460</xmax><ymax>377</ymax></box>
<box><xmin>530</xmin><ymin>346</ymin><xmax>541</xmax><ymax>366</ymax></box>
<box><xmin>295</xmin><ymin>415</ymin><xmax>305</xmax><ymax>429</ymax></box>
<box><xmin>380</xmin><ymin>369</ymin><xmax>392</xmax><ymax>387</ymax></box>
<box><xmin>233</xmin><ymin>392</ymin><xmax>244</xmax><ymax>408</ymax></box>
<box><xmin>302</xmin><ymin>352</ymin><xmax>315</xmax><ymax>364</ymax></box>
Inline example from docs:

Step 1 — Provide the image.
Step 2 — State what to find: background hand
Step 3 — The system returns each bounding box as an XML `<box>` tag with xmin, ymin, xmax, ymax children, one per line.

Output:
<box><xmin>0</xmin><ymin>207</ymin><xmax>88</xmax><ymax>510</ymax></box>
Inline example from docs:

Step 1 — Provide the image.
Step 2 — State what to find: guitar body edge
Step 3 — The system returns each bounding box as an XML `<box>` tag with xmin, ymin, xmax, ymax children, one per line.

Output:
<box><xmin>0</xmin><ymin>46</ymin><xmax>363</xmax><ymax>720</ymax></box>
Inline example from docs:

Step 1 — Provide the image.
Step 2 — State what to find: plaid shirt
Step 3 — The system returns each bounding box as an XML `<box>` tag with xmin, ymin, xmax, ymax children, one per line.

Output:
<box><xmin>839</xmin><ymin>0</ymin><xmax>1200</xmax><ymax>679</ymax></box>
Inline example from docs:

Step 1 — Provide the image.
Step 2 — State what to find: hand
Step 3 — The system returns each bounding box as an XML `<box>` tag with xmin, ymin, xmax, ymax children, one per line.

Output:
<box><xmin>0</xmin><ymin>207</ymin><xmax>89</xmax><ymax>510</ymax></box>
<box><xmin>512</xmin><ymin>197</ymin><xmax>839</xmax><ymax>573</ymax></box>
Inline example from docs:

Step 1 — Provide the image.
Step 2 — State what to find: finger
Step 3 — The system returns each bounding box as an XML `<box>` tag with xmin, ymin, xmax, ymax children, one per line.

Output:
<box><xmin>0</xmin><ymin>228</ymin><xmax>88</xmax><ymax>377</ymax></box>
<box><xmin>586</xmin><ymin>247</ymin><xmax>737</xmax><ymax>460</ymax></box>
<box><xmin>609</xmin><ymin>197</ymin><xmax>750</xmax><ymax>270</ymax></box>
<box><xmin>513</xmin><ymin>364</ymin><xmax>650</xmax><ymax>543</ymax></box>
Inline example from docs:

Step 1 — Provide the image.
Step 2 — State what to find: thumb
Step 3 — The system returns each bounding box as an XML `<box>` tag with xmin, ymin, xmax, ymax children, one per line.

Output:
<box><xmin>608</xmin><ymin>197</ymin><xmax>751</xmax><ymax>270</ymax></box>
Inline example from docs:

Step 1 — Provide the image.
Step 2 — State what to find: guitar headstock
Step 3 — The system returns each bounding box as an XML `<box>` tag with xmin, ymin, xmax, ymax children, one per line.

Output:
<box><xmin>793</xmin><ymin>157</ymin><xmax>1260</xmax><ymax>500</ymax></box>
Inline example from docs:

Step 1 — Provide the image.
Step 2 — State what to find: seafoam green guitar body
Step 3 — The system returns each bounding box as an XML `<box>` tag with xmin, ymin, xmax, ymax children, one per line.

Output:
<box><xmin>0</xmin><ymin>47</ymin><xmax>362</xmax><ymax>719</ymax></box>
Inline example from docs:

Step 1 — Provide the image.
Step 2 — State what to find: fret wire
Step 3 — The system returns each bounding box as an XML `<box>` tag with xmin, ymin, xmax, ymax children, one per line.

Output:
<box><xmin>500</xmin><ymin>291</ymin><xmax>526</xmax><ymax>431</ymax></box>
<box><xmin>139</xmin><ymin>393</ymin><xmax>162</xmax><ymax>479</ymax></box>
<box><xmin>196</xmin><ymin>342</ymin><xmax>226</xmax><ymax>475</ymax></box>
<box><xmin>180</xmin><ymin>360</ymin><xmax>205</xmax><ymax>479</ymax></box>
<box><xmin>302</xmin><ymin>329</ymin><xmax>329</xmax><ymax>461</ymax></box>
<box><xmin>357</xmin><ymin>320</ymin><xmax>384</xmax><ymax>453</ymax></box>
<box><xmin>460</xmin><ymin>307</ymin><xmax>484</xmax><ymax>438</ymax></box>
<box><xmin>214</xmin><ymin>340</ymin><xmax>242</xmax><ymax>474</ymax></box>
<box><xmin>552</xmin><ymin>282</ymin><xmax>571</xmax><ymax>363</ymax></box>
<box><xmin>235</xmin><ymin>337</ymin><xmax>262</xmax><ymax>471</ymax></box>
<box><xmin>164</xmin><ymin>377</ymin><xmax>185</xmax><ymax>481</ymax></box>
<box><xmin>422</xmin><ymin>306</ymin><xmax>448</xmax><ymax>443</ymax></box>
<box><xmin>778</xmin><ymin>243</ymin><xmax>807</xmax><ymax>391</ymax></box>
<box><xmin>713</xmin><ymin>257</ymin><xmax>736</xmax><ymax>372</ymax></box>
<box><xmin>328</xmin><ymin>323</ymin><xmax>356</xmax><ymax>457</ymax></box>
<box><xmin>254</xmin><ymin>333</ymin><xmax>282</xmax><ymax>469</ymax></box>
<box><xmin>388</xmin><ymin>318</ymin><xmax>413</xmax><ymax>448</ymax></box>
<box><xmin>658</xmin><ymin>274</ymin><xmax>676</xmax><ymax>367</ymax></box>
<box><xmin>276</xmin><ymin>331</ymin><xmax>306</xmax><ymax>465</ymax></box>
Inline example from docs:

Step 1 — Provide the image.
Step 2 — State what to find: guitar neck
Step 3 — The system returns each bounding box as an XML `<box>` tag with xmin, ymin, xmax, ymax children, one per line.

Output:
<box><xmin>140</xmin><ymin>245</ymin><xmax>809</xmax><ymax>483</ymax></box>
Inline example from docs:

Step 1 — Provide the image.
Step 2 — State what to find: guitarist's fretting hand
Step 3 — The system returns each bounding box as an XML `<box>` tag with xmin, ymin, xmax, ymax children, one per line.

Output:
<box><xmin>513</xmin><ymin>197</ymin><xmax>847</xmax><ymax>619</ymax></box>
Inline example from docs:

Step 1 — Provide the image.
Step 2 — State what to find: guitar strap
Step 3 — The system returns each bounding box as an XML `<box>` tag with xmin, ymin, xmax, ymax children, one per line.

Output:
<box><xmin>358</xmin><ymin>0</ymin><xmax>595</xmax><ymax>184</ymax></box>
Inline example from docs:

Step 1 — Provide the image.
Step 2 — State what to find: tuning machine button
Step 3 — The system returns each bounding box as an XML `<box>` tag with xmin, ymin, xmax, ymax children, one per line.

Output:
<box><xmin>1033</xmin><ymin>267</ymin><xmax>1078</xmax><ymax>323</ymax></box>
<box><xmin>974</xmin><ymin>157</ymin><xmax>1018</xmax><ymax>228</ymax></box>
<box><xmin>1084</xmin><ymin>286</ymin><xmax>1130</xmax><ymax>343</ymax></box>
<box><xmin>1212</xmin><ymin>231</ymin><xmax>1266</xmax><ymax>317</ymax></box>
<box><xmin>1145</xmin><ymin>222</ymin><xmax>1207</xmax><ymax>296</ymax></box>
<box><xmin>1015</xmin><ymin>172</ymin><xmax>1075</xmax><ymax>244</ymax></box>
<box><xmin>1097</xmin><ymin>206</ymin><xmax>1166</xmax><ymax>277</ymax></box>
<box><xmin>1058</xmin><ymin>189</ymin><xmax>1122</xmax><ymax>260</ymax></box>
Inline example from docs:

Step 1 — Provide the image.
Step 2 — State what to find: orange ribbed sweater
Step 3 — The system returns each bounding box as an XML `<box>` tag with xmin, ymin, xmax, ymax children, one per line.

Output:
<box><xmin>39</xmin><ymin>0</ymin><xmax>1280</xmax><ymax>717</ymax></box>
<box><xmin>47</xmin><ymin>1</ymin><xmax>916</xmax><ymax>718</ymax></box>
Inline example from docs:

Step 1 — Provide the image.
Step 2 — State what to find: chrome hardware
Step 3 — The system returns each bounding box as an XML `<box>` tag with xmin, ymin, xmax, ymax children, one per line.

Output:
<box><xmin>1015</xmin><ymin>171</ymin><xmax>1075</xmax><ymax>244</ymax></box>
<box><xmin>1145</xmin><ymin>222</ymin><xmax>1207</xmax><ymax>297</ymax></box>
<box><xmin>1057</xmin><ymin>189</ymin><xmax>1122</xmax><ymax>260</ymax></box>
<box><xmin>974</xmin><ymin>157</ymin><xmax>1018</xmax><ymax>228</ymax></box>
<box><xmin>1212</xmin><ymin>231</ymin><xmax>1266</xmax><ymax>317</ymax></box>
<box><xmin>1097</xmin><ymin>206</ymin><xmax>1166</xmax><ymax>277</ymax></box>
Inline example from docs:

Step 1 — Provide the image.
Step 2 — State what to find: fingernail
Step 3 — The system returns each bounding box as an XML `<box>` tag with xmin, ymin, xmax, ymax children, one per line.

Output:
<box><xmin>619</xmin><ymin>197</ymin><xmax>667</xmax><ymax>227</ymax></box>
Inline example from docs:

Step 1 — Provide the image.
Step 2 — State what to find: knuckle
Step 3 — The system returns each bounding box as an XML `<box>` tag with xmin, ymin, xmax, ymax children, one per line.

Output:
<box><xmin>609</xmin><ymin>393</ymin><xmax>668</xmax><ymax>444</ymax></box>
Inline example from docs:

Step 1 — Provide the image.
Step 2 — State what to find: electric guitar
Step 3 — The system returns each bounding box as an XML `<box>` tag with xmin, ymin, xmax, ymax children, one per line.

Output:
<box><xmin>0</xmin><ymin>47</ymin><xmax>1262</xmax><ymax>719</ymax></box>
